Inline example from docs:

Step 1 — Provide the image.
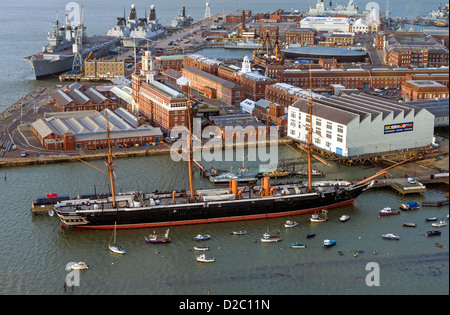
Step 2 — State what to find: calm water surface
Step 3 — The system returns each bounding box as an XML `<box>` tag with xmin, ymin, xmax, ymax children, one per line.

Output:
<box><xmin>0</xmin><ymin>147</ymin><xmax>448</xmax><ymax>295</ymax></box>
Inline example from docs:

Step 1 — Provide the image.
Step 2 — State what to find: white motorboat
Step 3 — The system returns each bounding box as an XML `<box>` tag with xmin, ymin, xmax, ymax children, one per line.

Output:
<box><xmin>232</xmin><ymin>230</ymin><xmax>247</xmax><ymax>235</ymax></box>
<box><xmin>68</xmin><ymin>262</ymin><xmax>89</xmax><ymax>270</ymax></box>
<box><xmin>382</xmin><ymin>233</ymin><xmax>400</xmax><ymax>240</ymax></box>
<box><xmin>261</xmin><ymin>229</ymin><xmax>282</xmax><ymax>242</ymax></box>
<box><xmin>340</xmin><ymin>215</ymin><xmax>350</xmax><ymax>222</ymax></box>
<box><xmin>195</xmin><ymin>234</ymin><xmax>211</xmax><ymax>241</ymax></box>
<box><xmin>432</xmin><ymin>221</ymin><xmax>447</xmax><ymax>227</ymax></box>
<box><xmin>378</xmin><ymin>207</ymin><xmax>400</xmax><ymax>216</ymax></box>
<box><xmin>290</xmin><ymin>242</ymin><xmax>306</xmax><ymax>249</ymax></box>
<box><xmin>193</xmin><ymin>246</ymin><xmax>210</xmax><ymax>251</ymax></box>
<box><xmin>196</xmin><ymin>254</ymin><xmax>215</xmax><ymax>263</ymax></box>
<box><xmin>285</xmin><ymin>220</ymin><xmax>298</xmax><ymax>228</ymax></box>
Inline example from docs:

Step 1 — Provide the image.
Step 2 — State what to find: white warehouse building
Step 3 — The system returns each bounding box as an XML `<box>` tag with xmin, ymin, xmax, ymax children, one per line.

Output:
<box><xmin>288</xmin><ymin>93</ymin><xmax>435</xmax><ymax>157</ymax></box>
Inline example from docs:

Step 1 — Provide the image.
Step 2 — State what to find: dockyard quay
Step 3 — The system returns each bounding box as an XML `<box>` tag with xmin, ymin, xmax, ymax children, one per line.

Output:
<box><xmin>0</xmin><ymin>1</ymin><xmax>448</xmax><ymax>184</ymax></box>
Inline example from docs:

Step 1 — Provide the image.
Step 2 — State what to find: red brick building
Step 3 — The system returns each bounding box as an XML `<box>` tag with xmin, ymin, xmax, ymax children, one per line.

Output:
<box><xmin>258</xmin><ymin>24</ymin><xmax>279</xmax><ymax>40</ymax></box>
<box><xmin>226</xmin><ymin>10</ymin><xmax>252</xmax><ymax>23</ymax></box>
<box><xmin>401</xmin><ymin>80</ymin><xmax>449</xmax><ymax>102</ymax></box>
<box><xmin>31</xmin><ymin>109</ymin><xmax>162</xmax><ymax>150</ymax></box>
<box><xmin>285</xmin><ymin>28</ymin><xmax>316</xmax><ymax>46</ymax></box>
<box><xmin>51</xmin><ymin>84</ymin><xmax>117</xmax><ymax>112</ymax></box>
<box><xmin>132</xmin><ymin>73</ymin><xmax>189</xmax><ymax>133</ymax></box>
<box><xmin>154</xmin><ymin>55</ymin><xmax>184</xmax><ymax>72</ymax></box>
<box><xmin>183</xmin><ymin>54</ymin><xmax>222</xmax><ymax>76</ymax></box>
<box><xmin>281</xmin><ymin>66</ymin><xmax>450</xmax><ymax>91</ymax></box>
<box><xmin>182</xmin><ymin>67</ymin><xmax>246</xmax><ymax>106</ymax></box>
<box><xmin>217</xmin><ymin>59</ymin><xmax>278</xmax><ymax>101</ymax></box>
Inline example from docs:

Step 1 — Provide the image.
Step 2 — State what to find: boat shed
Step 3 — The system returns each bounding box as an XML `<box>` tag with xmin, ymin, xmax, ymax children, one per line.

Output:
<box><xmin>288</xmin><ymin>93</ymin><xmax>435</xmax><ymax>157</ymax></box>
<box><xmin>31</xmin><ymin>108</ymin><xmax>162</xmax><ymax>150</ymax></box>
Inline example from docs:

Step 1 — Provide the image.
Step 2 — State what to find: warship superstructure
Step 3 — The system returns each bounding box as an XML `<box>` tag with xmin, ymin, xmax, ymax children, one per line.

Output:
<box><xmin>107</xmin><ymin>4</ymin><xmax>165</xmax><ymax>48</ymax></box>
<box><xmin>23</xmin><ymin>7</ymin><xmax>119</xmax><ymax>79</ymax></box>
<box><xmin>307</xmin><ymin>0</ymin><xmax>368</xmax><ymax>17</ymax></box>
<box><xmin>169</xmin><ymin>6</ymin><xmax>194</xmax><ymax>28</ymax></box>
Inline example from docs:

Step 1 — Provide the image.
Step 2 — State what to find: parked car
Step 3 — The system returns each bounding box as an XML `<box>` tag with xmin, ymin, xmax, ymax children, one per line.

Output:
<box><xmin>21</xmin><ymin>151</ymin><xmax>27</xmax><ymax>157</ymax></box>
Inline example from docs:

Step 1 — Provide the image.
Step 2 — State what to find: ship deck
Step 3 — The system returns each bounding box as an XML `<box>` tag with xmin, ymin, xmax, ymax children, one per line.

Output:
<box><xmin>55</xmin><ymin>181</ymin><xmax>353</xmax><ymax>213</ymax></box>
<box><xmin>23</xmin><ymin>35</ymin><xmax>119</xmax><ymax>59</ymax></box>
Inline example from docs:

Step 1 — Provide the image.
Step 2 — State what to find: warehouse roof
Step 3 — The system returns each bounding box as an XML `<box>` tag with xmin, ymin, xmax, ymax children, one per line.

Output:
<box><xmin>283</xmin><ymin>46</ymin><xmax>367</xmax><ymax>57</ymax></box>
<box><xmin>32</xmin><ymin>108</ymin><xmax>162</xmax><ymax>141</ymax></box>
<box><xmin>291</xmin><ymin>93</ymin><xmax>430</xmax><ymax>125</ymax></box>
<box><xmin>186</xmin><ymin>67</ymin><xmax>241</xmax><ymax>89</ymax></box>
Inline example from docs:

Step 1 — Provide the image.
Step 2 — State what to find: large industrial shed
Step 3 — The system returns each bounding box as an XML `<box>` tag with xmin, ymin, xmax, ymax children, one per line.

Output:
<box><xmin>287</xmin><ymin>93</ymin><xmax>435</xmax><ymax>157</ymax></box>
<box><xmin>31</xmin><ymin>108</ymin><xmax>162</xmax><ymax>150</ymax></box>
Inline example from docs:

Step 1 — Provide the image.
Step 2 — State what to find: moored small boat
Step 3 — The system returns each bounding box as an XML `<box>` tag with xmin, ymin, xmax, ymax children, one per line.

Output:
<box><xmin>232</xmin><ymin>230</ymin><xmax>247</xmax><ymax>235</ymax></box>
<box><xmin>285</xmin><ymin>220</ymin><xmax>298</xmax><ymax>228</ymax></box>
<box><xmin>425</xmin><ymin>217</ymin><xmax>438</xmax><ymax>221</ymax></box>
<box><xmin>193</xmin><ymin>246</ymin><xmax>210</xmax><ymax>251</ymax></box>
<box><xmin>403</xmin><ymin>222</ymin><xmax>417</xmax><ymax>227</ymax></box>
<box><xmin>195</xmin><ymin>234</ymin><xmax>211</xmax><ymax>241</ymax></box>
<box><xmin>400</xmin><ymin>201</ymin><xmax>419</xmax><ymax>210</ymax></box>
<box><xmin>431</xmin><ymin>220</ymin><xmax>447</xmax><ymax>227</ymax></box>
<box><xmin>382</xmin><ymin>233</ymin><xmax>400</xmax><ymax>240</ymax></box>
<box><xmin>68</xmin><ymin>262</ymin><xmax>89</xmax><ymax>270</ymax></box>
<box><xmin>290</xmin><ymin>242</ymin><xmax>306</xmax><ymax>249</ymax></box>
<box><xmin>306</xmin><ymin>232</ymin><xmax>316</xmax><ymax>238</ymax></box>
<box><xmin>109</xmin><ymin>244</ymin><xmax>127</xmax><ymax>255</ymax></box>
<box><xmin>426</xmin><ymin>230</ymin><xmax>441</xmax><ymax>236</ymax></box>
<box><xmin>145</xmin><ymin>228</ymin><xmax>171</xmax><ymax>244</ymax></box>
<box><xmin>109</xmin><ymin>222</ymin><xmax>126</xmax><ymax>254</ymax></box>
<box><xmin>261</xmin><ymin>229</ymin><xmax>282</xmax><ymax>242</ymax></box>
<box><xmin>311</xmin><ymin>210</ymin><xmax>328</xmax><ymax>222</ymax></box>
<box><xmin>378</xmin><ymin>207</ymin><xmax>400</xmax><ymax>216</ymax></box>
<box><xmin>196</xmin><ymin>254</ymin><xmax>215</xmax><ymax>263</ymax></box>
<box><xmin>323</xmin><ymin>239</ymin><xmax>336</xmax><ymax>247</ymax></box>
<box><xmin>339</xmin><ymin>215</ymin><xmax>350</xmax><ymax>222</ymax></box>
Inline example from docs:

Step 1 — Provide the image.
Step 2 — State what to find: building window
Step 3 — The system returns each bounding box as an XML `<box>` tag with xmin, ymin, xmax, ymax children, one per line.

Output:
<box><xmin>327</xmin><ymin>122</ymin><xmax>332</xmax><ymax>130</ymax></box>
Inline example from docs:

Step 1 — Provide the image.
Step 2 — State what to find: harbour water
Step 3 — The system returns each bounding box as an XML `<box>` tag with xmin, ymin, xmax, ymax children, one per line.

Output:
<box><xmin>0</xmin><ymin>146</ymin><xmax>448</xmax><ymax>294</ymax></box>
<box><xmin>0</xmin><ymin>0</ymin><xmax>448</xmax><ymax>296</ymax></box>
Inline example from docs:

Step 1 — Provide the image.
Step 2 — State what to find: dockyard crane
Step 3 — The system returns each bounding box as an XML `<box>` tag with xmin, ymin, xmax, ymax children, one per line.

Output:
<box><xmin>72</xmin><ymin>5</ymin><xmax>85</xmax><ymax>73</ymax></box>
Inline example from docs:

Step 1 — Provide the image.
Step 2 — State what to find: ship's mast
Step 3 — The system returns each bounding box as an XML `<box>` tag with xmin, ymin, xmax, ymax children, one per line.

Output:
<box><xmin>307</xmin><ymin>65</ymin><xmax>313</xmax><ymax>191</ymax></box>
<box><xmin>187</xmin><ymin>92</ymin><xmax>195</xmax><ymax>202</ymax></box>
<box><xmin>105</xmin><ymin>111</ymin><xmax>117</xmax><ymax>208</ymax></box>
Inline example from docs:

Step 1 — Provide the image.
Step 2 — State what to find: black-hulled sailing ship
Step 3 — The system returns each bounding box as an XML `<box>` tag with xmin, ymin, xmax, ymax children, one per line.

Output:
<box><xmin>54</xmin><ymin>85</ymin><xmax>378</xmax><ymax>230</ymax></box>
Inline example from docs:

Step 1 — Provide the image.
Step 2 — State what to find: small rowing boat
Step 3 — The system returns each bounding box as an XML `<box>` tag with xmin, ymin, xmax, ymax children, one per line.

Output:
<box><xmin>378</xmin><ymin>207</ymin><xmax>400</xmax><ymax>216</ymax></box>
<box><xmin>195</xmin><ymin>234</ymin><xmax>211</xmax><ymax>241</ymax></box>
<box><xmin>382</xmin><ymin>233</ymin><xmax>400</xmax><ymax>240</ymax></box>
<box><xmin>290</xmin><ymin>242</ymin><xmax>306</xmax><ymax>249</ymax></box>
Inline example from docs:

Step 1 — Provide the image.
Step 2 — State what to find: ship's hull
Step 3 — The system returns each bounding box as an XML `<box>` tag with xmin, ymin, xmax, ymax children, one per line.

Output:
<box><xmin>56</xmin><ymin>184</ymin><xmax>369</xmax><ymax>229</ymax></box>
<box><xmin>122</xmin><ymin>30</ymin><xmax>165</xmax><ymax>48</ymax></box>
<box><xmin>23</xmin><ymin>36</ymin><xmax>119</xmax><ymax>79</ymax></box>
<box><xmin>23</xmin><ymin>54</ymin><xmax>75</xmax><ymax>79</ymax></box>
<box><xmin>224</xmin><ymin>43</ymin><xmax>261</xmax><ymax>50</ymax></box>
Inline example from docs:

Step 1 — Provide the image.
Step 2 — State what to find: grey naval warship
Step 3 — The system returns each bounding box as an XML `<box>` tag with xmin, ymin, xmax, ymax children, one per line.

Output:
<box><xmin>23</xmin><ymin>9</ymin><xmax>119</xmax><ymax>79</ymax></box>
